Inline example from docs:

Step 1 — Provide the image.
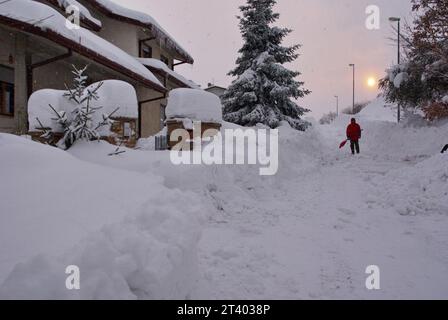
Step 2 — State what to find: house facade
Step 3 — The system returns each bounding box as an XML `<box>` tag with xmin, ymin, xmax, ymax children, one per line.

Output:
<box><xmin>205</xmin><ymin>84</ymin><xmax>227</xmax><ymax>99</ymax></box>
<box><xmin>0</xmin><ymin>0</ymin><xmax>195</xmax><ymax>138</ymax></box>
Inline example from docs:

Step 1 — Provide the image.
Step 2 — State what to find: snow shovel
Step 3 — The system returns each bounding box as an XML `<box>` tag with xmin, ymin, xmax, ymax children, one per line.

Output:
<box><xmin>339</xmin><ymin>139</ymin><xmax>349</xmax><ymax>149</ymax></box>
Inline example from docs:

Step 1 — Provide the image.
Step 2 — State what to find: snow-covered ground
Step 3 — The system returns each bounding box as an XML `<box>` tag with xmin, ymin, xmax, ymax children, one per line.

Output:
<box><xmin>0</xmin><ymin>99</ymin><xmax>447</xmax><ymax>299</ymax></box>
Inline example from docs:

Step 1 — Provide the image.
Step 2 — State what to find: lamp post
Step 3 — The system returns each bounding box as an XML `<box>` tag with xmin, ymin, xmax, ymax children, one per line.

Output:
<box><xmin>335</xmin><ymin>95</ymin><xmax>339</xmax><ymax>116</ymax></box>
<box><xmin>349</xmin><ymin>64</ymin><xmax>355</xmax><ymax>114</ymax></box>
<box><xmin>389</xmin><ymin>16</ymin><xmax>401</xmax><ymax>122</ymax></box>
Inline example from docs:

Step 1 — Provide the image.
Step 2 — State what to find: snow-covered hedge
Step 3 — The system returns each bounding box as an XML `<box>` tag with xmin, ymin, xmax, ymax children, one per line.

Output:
<box><xmin>166</xmin><ymin>88</ymin><xmax>223</xmax><ymax>123</ymax></box>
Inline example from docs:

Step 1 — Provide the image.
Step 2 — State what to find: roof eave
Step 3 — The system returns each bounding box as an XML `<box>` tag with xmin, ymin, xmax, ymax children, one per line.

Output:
<box><xmin>38</xmin><ymin>0</ymin><xmax>103</xmax><ymax>32</ymax></box>
<box><xmin>89</xmin><ymin>1</ymin><xmax>194</xmax><ymax>64</ymax></box>
<box><xmin>0</xmin><ymin>16</ymin><xmax>166</xmax><ymax>93</ymax></box>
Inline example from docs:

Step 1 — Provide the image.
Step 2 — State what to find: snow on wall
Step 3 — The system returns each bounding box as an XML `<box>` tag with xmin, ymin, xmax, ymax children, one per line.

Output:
<box><xmin>28</xmin><ymin>80</ymin><xmax>139</xmax><ymax>135</ymax></box>
<box><xmin>136</xmin><ymin>58</ymin><xmax>199</xmax><ymax>89</ymax></box>
<box><xmin>166</xmin><ymin>88</ymin><xmax>223</xmax><ymax>123</ymax></box>
<box><xmin>91</xmin><ymin>0</ymin><xmax>193</xmax><ymax>63</ymax></box>
<box><xmin>55</xmin><ymin>0</ymin><xmax>102</xmax><ymax>29</ymax></box>
<box><xmin>0</xmin><ymin>134</ymin><xmax>204</xmax><ymax>299</ymax></box>
<box><xmin>0</xmin><ymin>0</ymin><xmax>163</xmax><ymax>88</ymax></box>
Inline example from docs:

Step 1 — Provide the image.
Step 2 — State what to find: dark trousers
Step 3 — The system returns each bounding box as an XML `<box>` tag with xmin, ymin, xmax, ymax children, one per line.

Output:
<box><xmin>350</xmin><ymin>140</ymin><xmax>360</xmax><ymax>154</ymax></box>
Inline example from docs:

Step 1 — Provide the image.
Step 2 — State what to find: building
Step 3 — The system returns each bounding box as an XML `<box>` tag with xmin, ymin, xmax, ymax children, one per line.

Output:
<box><xmin>204</xmin><ymin>84</ymin><xmax>227</xmax><ymax>99</ymax></box>
<box><xmin>0</xmin><ymin>0</ymin><xmax>196</xmax><ymax>138</ymax></box>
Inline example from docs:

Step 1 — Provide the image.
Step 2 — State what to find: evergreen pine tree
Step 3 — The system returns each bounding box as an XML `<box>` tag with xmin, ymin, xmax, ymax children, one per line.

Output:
<box><xmin>222</xmin><ymin>0</ymin><xmax>310</xmax><ymax>130</ymax></box>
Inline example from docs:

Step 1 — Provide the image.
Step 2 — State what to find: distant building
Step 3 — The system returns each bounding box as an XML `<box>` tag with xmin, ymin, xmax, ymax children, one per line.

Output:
<box><xmin>205</xmin><ymin>83</ymin><xmax>227</xmax><ymax>99</ymax></box>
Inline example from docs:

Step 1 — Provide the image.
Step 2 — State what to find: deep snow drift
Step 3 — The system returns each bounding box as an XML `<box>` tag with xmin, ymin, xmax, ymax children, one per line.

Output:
<box><xmin>0</xmin><ymin>134</ymin><xmax>204</xmax><ymax>299</ymax></box>
<box><xmin>0</xmin><ymin>99</ymin><xmax>447</xmax><ymax>299</ymax></box>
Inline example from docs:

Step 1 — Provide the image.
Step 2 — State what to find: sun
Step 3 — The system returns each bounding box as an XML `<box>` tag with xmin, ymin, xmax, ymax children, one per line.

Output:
<box><xmin>367</xmin><ymin>77</ymin><xmax>377</xmax><ymax>88</ymax></box>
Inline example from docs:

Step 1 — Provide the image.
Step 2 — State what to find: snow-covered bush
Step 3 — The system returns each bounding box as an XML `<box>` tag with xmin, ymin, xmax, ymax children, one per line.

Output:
<box><xmin>319</xmin><ymin>112</ymin><xmax>338</xmax><ymax>125</ymax></box>
<box><xmin>422</xmin><ymin>101</ymin><xmax>448</xmax><ymax>121</ymax></box>
<box><xmin>31</xmin><ymin>66</ymin><xmax>117</xmax><ymax>149</ymax></box>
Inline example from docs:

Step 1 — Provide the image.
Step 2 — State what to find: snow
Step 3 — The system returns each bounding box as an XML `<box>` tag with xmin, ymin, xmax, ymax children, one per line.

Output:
<box><xmin>0</xmin><ymin>134</ymin><xmax>204</xmax><ymax>299</ymax></box>
<box><xmin>393</xmin><ymin>72</ymin><xmax>409</xmax><ymax>88</ymax></box>
<box><xmin>442</xmin><ymin>95</ymin><xmax>448</xmax><ymax>104</ymax></box>
<box><xmin>358</xmin><ymin>96</ymin><xmax>397</xmax><ymax>122</ymax></box>
<box><xmin>1</xmin><ymin>97</ymin><xmax>448</xmax><ymax>299</ymax></box>
<box><xmin>0</xmin><ymin>0</ymin><xmax>163</xmax><ymax>88</ymax></box>
<box><xmin>28</xmin><ymin>80</ymin><xmax>138</xmax><ymax>135</ymax></box>
<box><xmin>55</xmin><ymin>0</ymin><xmax>102</xmax><ymax>29</ymax></box>
<box><xmin>136</xmin><ymin>58</ymin><xmax>199</xmax><ymax>89</ymax></box>
<box><xmin>91</xmin><ymin>0</ymin><xmax>193</xmax><ymax>63</ymax></box>
<box><xmin>166</xmin><ymin>88</ymin><xmax>223</xmax><ymax>123</ymax></box>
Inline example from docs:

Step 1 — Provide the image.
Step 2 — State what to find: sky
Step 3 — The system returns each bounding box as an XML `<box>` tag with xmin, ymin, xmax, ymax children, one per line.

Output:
<box><xmin>116</xmin><ymin>0</ymin><xmax>413</xmax><ymax>119</ymax></box>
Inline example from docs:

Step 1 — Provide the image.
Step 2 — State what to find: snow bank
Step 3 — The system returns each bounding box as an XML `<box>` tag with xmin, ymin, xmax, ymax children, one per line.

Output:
<box><xmin>136</xmin><ymin>58</ymin><xmax>199</xmax><ymax>89</ymax></box>
<box><xmin>379</xmin><ymin>153</ymin><xmax>448</xmax><ymax>216</ymax></box>
<box><xmin>0</xmin><ymin>134</ymin><xmax>204</xmax><ymax>299</ymax></box>
<box><xmin>28</xmin><ymin>80</ymin><xmax>138</xmax><ymax>135</ymax></box>
<box><xmin>166</xmin><ymin>89</ymin><xmax>223</xmax><ymax>123</ymax></box>
<box><xmin>0</xmin><ymin>0</ymin><xmax>162</xmax><ymax>88</ymax></box>
<box><xmin>358</xmin><ymin>96</ymin><xmax>396</xmax><ymax>122</ymax></box>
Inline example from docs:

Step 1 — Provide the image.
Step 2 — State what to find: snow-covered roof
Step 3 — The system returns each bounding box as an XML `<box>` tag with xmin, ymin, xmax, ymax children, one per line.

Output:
<box><xmin>0</xmin><ymin>0</ymin><xmax>165</xmax><ymax>92</ymax></box>
<box><xmin>87</xmin><ymin>0</ymin><xmax>194</xmax><ymax>64</ymax></box>
<box><xmin>166</xmin><ymin>88</ymin><xmax>223</xmax><ymax>123</ymax></box>
<box><xmin>40</xmin><ymin>0</ymin><xmax>102</xmax><ymax>31</ymax></box>
<box><xmin>136</xmin><ymin>58</ymin><xmax>199</xmax><ymax>89</ymax></box>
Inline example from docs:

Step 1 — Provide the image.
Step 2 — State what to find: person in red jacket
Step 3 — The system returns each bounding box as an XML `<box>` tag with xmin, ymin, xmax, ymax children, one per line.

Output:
<box><xmin>346</xmin><ymin>118</ymin><xmax>362</xmax><ymax>155</ymax></box>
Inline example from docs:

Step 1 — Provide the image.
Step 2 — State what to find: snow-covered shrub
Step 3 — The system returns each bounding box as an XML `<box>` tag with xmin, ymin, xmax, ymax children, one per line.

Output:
<box><xmin>319</xmin><ymin>112</ymin><xmax>338</xmax><ymax>125</ymax></box>
<box><xmin>422</xmin><ymin>101</ymin><xmax>448</xmax><ymax>121</ymax></box>
<box><xmin>31</xmin><ymin>66</ymin><xmax>122</xmax><ymax>149</ymax></box>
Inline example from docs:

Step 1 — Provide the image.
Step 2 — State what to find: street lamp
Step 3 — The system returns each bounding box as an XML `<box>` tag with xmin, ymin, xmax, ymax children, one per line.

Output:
<box><xmin>389</xmin><ymin>17</ymin><xmax>401</xmax><ymax>64</ymax></box>
<box><xmin>349</xmin><ymin>64</ymin><xmax>355</xmax><ymax>114</ymax></box>
<box><xmin>334</xmin><ymin>95</ymin><xmax>339</xmax><ymax>116</ymax></box>
<box><xmin>389</xmin><ymin>16</ymin><xmax>402</xmax><ymax>123</ymax></box>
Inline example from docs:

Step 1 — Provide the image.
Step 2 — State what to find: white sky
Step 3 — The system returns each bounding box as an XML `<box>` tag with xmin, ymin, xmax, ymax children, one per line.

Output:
<box><xmin>115</xmin><ymin>0</ymin><xmax>413</xmax><ymax>118</ymax></box>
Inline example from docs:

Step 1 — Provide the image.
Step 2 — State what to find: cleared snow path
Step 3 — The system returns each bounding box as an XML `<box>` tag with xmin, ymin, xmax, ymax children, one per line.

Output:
<box><xmin>191</xmin><ymin>118</ymin><xmax>448</xmax><ymax>299</ymax></box>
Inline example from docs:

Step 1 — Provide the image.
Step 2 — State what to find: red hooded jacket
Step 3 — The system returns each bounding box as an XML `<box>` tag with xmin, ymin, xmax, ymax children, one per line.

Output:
<box><xmin>346</xmin><ymin>120</ymin><xmax>362</xmax><ymax>141</ymax></box>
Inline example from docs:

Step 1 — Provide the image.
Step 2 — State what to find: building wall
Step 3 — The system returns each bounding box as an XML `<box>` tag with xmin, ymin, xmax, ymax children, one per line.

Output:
<box><xmin>137</xmin><ymin>84</ymin><xmax>165</xmax><ymax>138</ymax></box>
<box><xmin>96</xmin><ymin>15</ymin><xmax>140</xmax><ymax>57</ymax></box>
<box><xmin>138</xmin><ymin>80</ymin><xmax>182</xmax><ymax>138</ymax></box>
<box><xmin>205</xmin><ymin>87</ymin><xmax>226</xmax><ymax>98</ymax></box>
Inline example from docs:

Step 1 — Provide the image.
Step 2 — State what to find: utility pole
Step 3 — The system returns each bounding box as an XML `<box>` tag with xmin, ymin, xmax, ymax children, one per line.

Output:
<box><xmin>349</xmin><ymin>64</ymin><xmax>355</xmax><ymax>114</ymax></box>
<box><xmin>389</xmin><ymin>17</ymin><xmax>402</xmax><ymax>123</ymax></box>
<box><xmin>334</xmin><ymin>95</ymin><xmax>339</xmax><ymax>116</ymax></box>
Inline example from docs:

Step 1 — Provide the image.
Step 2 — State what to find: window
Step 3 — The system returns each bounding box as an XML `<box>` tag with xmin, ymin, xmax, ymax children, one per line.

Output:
<box><xmin>160</xmin><ymin>104</ymin><xmax>166</xmax><ymax>129</ymax></box>
<box><xmin>160</xmin><ymin>55</ymin><xmax>170</xmax><ymax>68</ymax></box>
<box><xmin>0</xmin><ymin>65</ymin><xmax>14</xmax><ymax>116</ymax></box>
<box><xmin>140</xmin><ymin>43</ymin><xmax>152</xmax><ymax>58</ymax></box>
<box><xmin>0</xmin><ymin>81</ymin><xmax>14</xmax><ymax>116</ymax></box>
